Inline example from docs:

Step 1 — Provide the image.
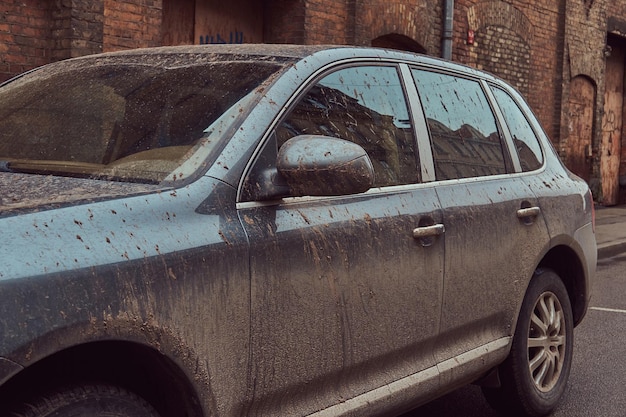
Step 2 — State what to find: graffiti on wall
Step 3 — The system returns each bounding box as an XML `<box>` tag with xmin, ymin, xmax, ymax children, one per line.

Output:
<box><xmin>199</xmin><ymin>32</ymin><xmax>244</xmax><ymax>45</ymax></box>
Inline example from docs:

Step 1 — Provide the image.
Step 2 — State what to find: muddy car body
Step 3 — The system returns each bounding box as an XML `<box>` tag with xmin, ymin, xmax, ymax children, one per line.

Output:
<box><xmin>0</xmin><ymin>45</ymin><xmax>596</xmax><ymax>417</ymax></box>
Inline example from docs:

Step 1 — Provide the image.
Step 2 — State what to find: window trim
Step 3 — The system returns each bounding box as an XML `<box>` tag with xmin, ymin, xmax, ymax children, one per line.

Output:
<box><xmin>399</xmin><ymin>63</ymin><xmax>435</xmax><ymax>182</ymax></box>
<box><xmin>482</xmin><ymin>80</ymin><xmax>522</xmax><ymax>173</ymax></box>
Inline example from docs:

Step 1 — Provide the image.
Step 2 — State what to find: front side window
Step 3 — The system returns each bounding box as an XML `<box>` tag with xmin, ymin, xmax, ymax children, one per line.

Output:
<box><xmin>412</xmin><ymin>69</ymin><xmax>507</xmax><ymax>180</ymax></box>
<box><xmin>277</xmin><ymin>65</ymin><xmax>419</xmax><ymax>187</ymax></box>
<box><xmin>491</xmin><ymin>86</ymin><xmax>543</xmax><ymax>171</ymax></box>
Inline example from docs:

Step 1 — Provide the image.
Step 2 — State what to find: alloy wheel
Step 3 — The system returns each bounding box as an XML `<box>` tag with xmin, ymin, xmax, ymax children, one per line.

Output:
<box><xmin>527</xmin><ymin>291</ymin><xmax>566</xmax><ymax>392</ymax></box>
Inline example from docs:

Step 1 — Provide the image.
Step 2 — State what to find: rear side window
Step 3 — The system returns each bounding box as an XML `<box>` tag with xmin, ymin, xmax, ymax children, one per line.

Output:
<box><xmin>277</xmin><ymin>65</ymin><xmax>419</xmax><ymax>187</ymax></box>
<box><xmin>490</xmin><ymin>86</ymin><xmax>543</xmax><ymax>171</ymax></box>
<box><xmin>412</xmin><ymin>69</ymin><xmax>507</xmax><ymax>180</ymax></box>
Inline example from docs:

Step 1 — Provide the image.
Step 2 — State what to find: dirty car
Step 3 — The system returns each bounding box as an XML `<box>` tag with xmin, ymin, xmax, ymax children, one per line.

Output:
<box><xmin>0</xmin><ymin>45</ymin><xmax>596</xmax><ymax>417</ymax></box>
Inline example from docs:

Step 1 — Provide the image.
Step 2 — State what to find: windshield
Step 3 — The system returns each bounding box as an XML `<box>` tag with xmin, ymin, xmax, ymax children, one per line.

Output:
<box><xmin>0</xmin><ymin>57</ymin><xmax>284</xmax><ymax>183</ymax></box>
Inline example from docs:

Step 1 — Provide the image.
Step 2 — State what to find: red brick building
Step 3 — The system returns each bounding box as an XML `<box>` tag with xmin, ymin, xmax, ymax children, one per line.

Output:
<box><xmin>0</xmin><ymin>0</ymin><xmax>624</xmax><ymax>204</ymax></box>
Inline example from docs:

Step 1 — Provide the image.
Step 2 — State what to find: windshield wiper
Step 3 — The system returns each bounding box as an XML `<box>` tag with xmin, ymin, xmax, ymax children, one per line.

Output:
<box><xmin>0</xmin><ymin>158</ymin><xmax>160</xmax><ymax>184</ymax></box>
<box><xmin>0</xmin><ymin>159</ymin><xmax>105</xmax><ymax>176</ymax></box>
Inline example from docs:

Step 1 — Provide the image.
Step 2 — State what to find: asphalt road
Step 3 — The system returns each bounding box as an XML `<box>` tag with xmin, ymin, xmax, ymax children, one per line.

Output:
<box><xmin>401</xmin><ymin>253</ymin><xmax>626</xmax><ymax>417</ymax></box>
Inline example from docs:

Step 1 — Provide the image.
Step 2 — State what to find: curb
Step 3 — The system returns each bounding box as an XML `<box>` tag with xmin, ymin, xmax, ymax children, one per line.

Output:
<box><xmin>597</xmin><ymin>240</ymin><xmax>626</xmax><ymax>259</ymax></box>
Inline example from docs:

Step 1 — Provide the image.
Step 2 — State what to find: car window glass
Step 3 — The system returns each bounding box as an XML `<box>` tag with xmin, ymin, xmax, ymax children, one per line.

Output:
<box><xmin>277</xmin><ymin>65</ymin><xmax>419</xmax><ymax>187</ymax></box>
<box><xmin>491</xmin><ymin>86</ymin><xmax>543</xmax><ymax>171</ymax></box>
<box><xmin>0</xmin><ymin>60</ymin><xmax>283</xmax><ymax>183</ymax></box>
<box><xmin>412</xmin><ymin>69</ymin><xmax>506</xmax><ymax>180</ymax></box>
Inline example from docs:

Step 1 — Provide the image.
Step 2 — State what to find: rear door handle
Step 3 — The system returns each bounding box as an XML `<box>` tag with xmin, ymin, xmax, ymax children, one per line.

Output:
<box><xmin>413</xmin><ymin>224</ymin><xmax>445</xmax><ymax>239</ymax></box>
<box><xmin>517</xmin><ymin>206</ymin><xmax>541</xmax><ymax>226</ymax></box>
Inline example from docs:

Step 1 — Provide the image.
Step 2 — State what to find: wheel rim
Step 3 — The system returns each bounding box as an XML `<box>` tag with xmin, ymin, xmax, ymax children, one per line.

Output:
<box><xmin>527</xmin><ymin>291</ymin><xmax>567</xmax><ymax>392</ymax></box>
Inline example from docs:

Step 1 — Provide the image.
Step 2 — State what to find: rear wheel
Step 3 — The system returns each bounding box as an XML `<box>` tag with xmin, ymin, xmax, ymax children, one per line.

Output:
<box><xmin>482</xmin><ymin>269</ymin><xmax>573</xmax><ymax>417</ymax></box>
<box><xmin>9</xmin><ymin>383</ymin><xmax>160</xmax><ymax>417</ymax></box>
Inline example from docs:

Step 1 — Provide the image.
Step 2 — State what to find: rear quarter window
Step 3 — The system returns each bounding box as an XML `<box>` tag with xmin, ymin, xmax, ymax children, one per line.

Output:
<box><xmin>490</xmin><ymin>86</ymin><xmax>544</xmax><ymax>171</ymax></box>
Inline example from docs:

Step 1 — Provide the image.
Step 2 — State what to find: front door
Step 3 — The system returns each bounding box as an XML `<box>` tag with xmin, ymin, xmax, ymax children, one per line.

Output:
<box><xmin>240</xmin><ymin>64</ymin><xmax>444</xmax><ymax>415</ymax></box>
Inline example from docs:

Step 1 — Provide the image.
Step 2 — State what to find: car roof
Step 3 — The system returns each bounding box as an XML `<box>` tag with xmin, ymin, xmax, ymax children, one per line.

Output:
<box><xmin>97</xmin><ymin>43</ymin><xmax>331</xmax><ymax>59</ymax></box>
<box><xmin>60</xmin><ymin>43</ymin><xmax>495</xmax><ymax>80</ymax></box>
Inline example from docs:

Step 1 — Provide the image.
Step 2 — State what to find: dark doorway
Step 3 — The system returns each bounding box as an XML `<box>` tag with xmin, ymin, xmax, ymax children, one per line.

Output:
<box><xmin>372</xmin><ymin>34</ymin><xmax>426</xmax><ymax>54</ymax></box>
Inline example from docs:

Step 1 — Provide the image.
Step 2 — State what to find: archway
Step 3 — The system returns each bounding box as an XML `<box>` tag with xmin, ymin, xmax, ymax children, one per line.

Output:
<box><xmin>467</xmin><ymin>2</ymin><xmax>532</xmax><ymax>96</ymax></box>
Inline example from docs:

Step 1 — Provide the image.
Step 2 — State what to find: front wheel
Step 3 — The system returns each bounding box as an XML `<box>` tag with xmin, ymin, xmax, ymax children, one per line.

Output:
<box><xmin>482</xmin><ymin>269</ymin><xmax>573</xmax><ymax>417</ymax></box>
<box><xmin>9</xmin><ymin>384</ymin><xmax>161</xmax><ymax>417</ymax></box>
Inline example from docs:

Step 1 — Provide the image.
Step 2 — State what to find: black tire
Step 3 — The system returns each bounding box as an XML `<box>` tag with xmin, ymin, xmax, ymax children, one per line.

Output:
<box><xmin>482</xmin><ymin>269</ymin><xmax>573</xmax><ymax>417</ymax></box>
<box><xmin>9</xmin><ymin>384</ymin><xmax>160</xmax><ymax>417</ymax></box>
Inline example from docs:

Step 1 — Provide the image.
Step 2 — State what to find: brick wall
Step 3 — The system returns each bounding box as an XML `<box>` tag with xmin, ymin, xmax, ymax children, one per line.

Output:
<box><xmin>304</xmin><ymin>0</ymin><xmax>350</xmax><ymax>44</ymax></box>
<box><xmin>453</xmin><ymin>0</ymin><xmax>565</xmax><ymax>144</ymax></box>
<box><xmin>264</xmin><ymin>0</ymin><xmax>306</xmax><ymax>44</ymax></box>
<box><xmin>264</xmin><ymin>0</ymin><xmax>440</xmax><ymax>53</ymax></box>
<box><xmin>67</xmin><ymin>1</ymin><xmax>105</xmax><ymax>58</ymax></box>
<box><xmin>0</xmin><ymin>0</ymin><xmax>53</xmax><ymax>83</ymax></box>
<box><xmin>354</xmin><ymin>0</ymin><xmax>441</xmax><ymax>53</ymax></box>
<box><xmin>103</xmin><ymin>0</ymin><xmax>162</xmax><ymax>52</ymax></box>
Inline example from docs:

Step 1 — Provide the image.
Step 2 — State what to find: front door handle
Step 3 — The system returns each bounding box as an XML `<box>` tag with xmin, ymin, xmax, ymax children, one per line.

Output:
<box><xmin>517</xmin><ymin>206</ymin><xmax>541</xmax><ymax>218</ymax></box>
<box><xmin>413</xmin><ymin>224</ymin><xmax>445</xmax><ymax>239</ymax></box>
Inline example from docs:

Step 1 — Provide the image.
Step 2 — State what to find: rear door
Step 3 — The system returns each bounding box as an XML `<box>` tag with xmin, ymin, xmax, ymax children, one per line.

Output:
<box><xmin>409</xmin><ymin>68</ymin><xmax>551</xmax><ymax>379</ymax></box>
<box><xmin>239</xmin><ymin>63</ymin><xmax>444</xmax><ymax>415</ymax></box>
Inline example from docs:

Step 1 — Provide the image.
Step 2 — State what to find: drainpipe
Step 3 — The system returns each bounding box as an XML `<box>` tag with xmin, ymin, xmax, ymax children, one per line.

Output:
<box><xmin>442</xmin><ymin>0</ymin><xmax>454</xmax><ymax>60</ymax></box>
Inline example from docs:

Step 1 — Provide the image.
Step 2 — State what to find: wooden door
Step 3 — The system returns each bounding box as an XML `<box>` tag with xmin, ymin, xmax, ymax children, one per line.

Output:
<box><xmin>162</xmin><ymin>0</ymin><xmax>195</xmax><ymax>45</ymax></box>
<box><xmin>601</xmin><ymin>45</ymin><xmax>625</xmax><ymax>205</ymax></box>
<box><xmin>567</xmin><ymin>76</ymin><xmax>595</xmax><ymax>183</ymax></box>
<box><xmin>195</xmin><ymin>0</ymin><xmax>263</xmax><ymax>44</ymax></box>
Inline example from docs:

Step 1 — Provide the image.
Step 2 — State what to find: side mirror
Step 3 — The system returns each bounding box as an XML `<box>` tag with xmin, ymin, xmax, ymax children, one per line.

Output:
<box><xmin>277</xmin><ymin>135</ymin><xmax>374</xmax><ymax>196</ymax></box>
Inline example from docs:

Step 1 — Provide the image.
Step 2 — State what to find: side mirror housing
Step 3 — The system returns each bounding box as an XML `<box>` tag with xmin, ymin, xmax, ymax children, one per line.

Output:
<box><xmin>277</xmin><ymin>135</ymin><xmax>374</xmax><ymax>197</ymax></box>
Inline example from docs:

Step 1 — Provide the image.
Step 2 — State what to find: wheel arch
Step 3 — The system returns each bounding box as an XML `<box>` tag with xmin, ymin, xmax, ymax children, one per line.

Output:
<box><xmin>478</xmin><ymin>243</ymin><xmax>588</xmax><ymax>390</ymax></box>
<box><xmin>537</xmin><ymin>244</ymin><xmax>589</xmax><ymax>326</ymax></box>
<box><xmin>0</xmin><ymin>340</ymin><xmax>205</xmax><ymax>417</ymax></box>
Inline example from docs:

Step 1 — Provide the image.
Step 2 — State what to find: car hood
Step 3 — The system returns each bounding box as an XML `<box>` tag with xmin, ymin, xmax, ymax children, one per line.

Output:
<box><xmin>0</xmin><ymin>173</ymin><xmax>161</xmax><ymax>215</ymax></box>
